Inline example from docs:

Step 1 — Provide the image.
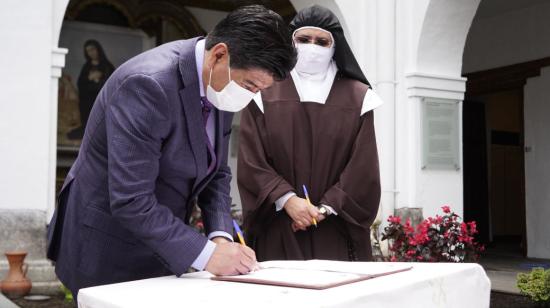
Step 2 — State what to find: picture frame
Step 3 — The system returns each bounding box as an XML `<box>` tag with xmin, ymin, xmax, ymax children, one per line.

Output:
<box><xmin>57</xmin><ymin>20</ymin><xmax>155</xmax><ymax>148</ymax></box>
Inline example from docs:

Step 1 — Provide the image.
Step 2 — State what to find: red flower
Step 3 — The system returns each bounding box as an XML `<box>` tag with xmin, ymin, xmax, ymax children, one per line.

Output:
<box><xmin>468</xmin><ymin>221</ymin><xmax>477</xmax><ymax>234</ymax></box>
<box><xmin>460</xmin><ymin>222</ymin><xmax>468</xmax><ymax>234</ymax></box>
<box><xmin>458</xmin><ymin>234</ymin><xmax>472</xmax><ymax>244</ymax></box>
<box><xmin>388</xmin><ymin>215</ymin><xmax>401</xmax><ymax>224</ymax></box>
<box><xmin>381</xmin><ymin>204</ymin><xmax>483</xmax><ymax>263</ymax></box>
<box><xmin>404</xmin><ymin>219</ymin><xmax>415</xmax><ymax>234</ymax></box>
<box><xmin>413</xmin><ymin>230</ymin><xmax>429</xmax><ymax>245</ymax></box>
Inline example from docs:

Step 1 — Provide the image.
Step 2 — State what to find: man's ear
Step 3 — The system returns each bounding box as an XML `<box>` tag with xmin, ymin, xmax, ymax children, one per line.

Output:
<box><xmin>205</xmin><ymin>43</ymin><xmax>229</xmax><ymax>71</ymax></box>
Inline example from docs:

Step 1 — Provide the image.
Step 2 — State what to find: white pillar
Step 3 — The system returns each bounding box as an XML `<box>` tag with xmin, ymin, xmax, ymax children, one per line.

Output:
<box><xmin>375</xmin><ymin>0</ymin><xmax>397</xmax><ymax>222</ymax></box>
<box><xmin>397</xmin><ymin>0</ymin><xmax>479</xmax><ymax>218</ymax></box>
<box><xmin>404</xmin><ymin>73</ymin><xmax>465</xmax><ymax>218</ymax></box>
<box><xmin>524</xmin><ymin>67</ymin><xmax>550</xmax><ymax>259</ymax></box>
<box><xmin>48</xmin><ymin>0</ymin><xmax>70</xmax><ymax>220</ymax></box>
<box><xmin>0</xmin><ymin>0</ymin><xmax>69</xmax><ymax>294</ymax></box>
<box><xmin>48</xmin><ymin>47</ymin><xmax>67</xmax><ymax>221</ymax></box>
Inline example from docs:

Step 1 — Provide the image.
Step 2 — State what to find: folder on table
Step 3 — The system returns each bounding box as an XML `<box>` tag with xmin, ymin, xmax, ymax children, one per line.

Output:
<box><xmin>211</xmin><ymin>260</ymin><xmax>412</xmax><ymax>290</ymax></box>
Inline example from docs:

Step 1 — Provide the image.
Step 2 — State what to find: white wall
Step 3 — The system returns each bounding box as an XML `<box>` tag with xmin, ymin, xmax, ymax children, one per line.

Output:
<box><xmin>395</xmin><ymin>0</ymin><xmax>479</xmax><ymax>219</ymax></box>
<box><xmin>416</xmin><ymin>0</ymin><xmax>480</xmax><ymax>76</ymax></box>
<box><xmin>0</xmin><ymin>1</ymin><xmax>57</xmax><ymax>211</ymax></box>
<box><xmin>524</xmin><ymin>67</ymin><xmax>550</xmax><ymax>259</ymax></box>
<box><xmin>185</xmin><ymin>7</ymin><xmax>228</xmax><ymax>33</ymax></box>
<box><xmin>463</xmin><ymin>1</ymin><xmax>550</xmax><ymax>73</ymax></box>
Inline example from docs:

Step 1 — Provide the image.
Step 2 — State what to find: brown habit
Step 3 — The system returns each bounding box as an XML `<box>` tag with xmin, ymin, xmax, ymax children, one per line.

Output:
<box><xmin>238</xmin><ymin>75</ymin><xmax>381</xmax><ymax>262</ymax></box>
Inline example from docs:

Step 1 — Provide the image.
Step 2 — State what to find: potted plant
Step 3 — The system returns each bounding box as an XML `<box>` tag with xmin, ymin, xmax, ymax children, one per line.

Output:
<box><xmin>381</xmin><ymin>205</ymin><xmax>484</xmax><ymax>262</ymax></box>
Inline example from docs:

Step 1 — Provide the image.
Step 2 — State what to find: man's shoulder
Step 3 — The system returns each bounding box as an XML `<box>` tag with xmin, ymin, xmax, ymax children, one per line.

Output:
<box><xmin>111</xmin><ymin>38</ymin><xmax>199</xmax><ymax>87</ymax></box>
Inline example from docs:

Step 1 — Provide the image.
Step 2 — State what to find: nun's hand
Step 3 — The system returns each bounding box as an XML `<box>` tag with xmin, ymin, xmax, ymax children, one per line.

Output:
<box><xmin>284</xmin><ymin>196</ymin><xmax>318</xmax><ymax>229</ymax></box>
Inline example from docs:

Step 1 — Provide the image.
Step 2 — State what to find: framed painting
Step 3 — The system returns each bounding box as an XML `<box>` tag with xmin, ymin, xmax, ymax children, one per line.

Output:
<box><xmin>57</xmin><ymin>20</ymin><xmax>155</xmax><ymax>148</ymax></box>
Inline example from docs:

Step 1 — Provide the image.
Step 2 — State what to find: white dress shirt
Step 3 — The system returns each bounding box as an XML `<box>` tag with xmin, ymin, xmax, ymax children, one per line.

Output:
<box><xmin>191</xmin><ymin>39</ymin><xmax>233</xmax><ymax>271</ymax></box>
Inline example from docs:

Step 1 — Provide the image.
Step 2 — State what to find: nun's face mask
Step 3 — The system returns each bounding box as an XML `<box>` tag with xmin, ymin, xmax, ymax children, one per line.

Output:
<box><xmin>293</xmin><ymin>27</ymin><xmax>335</xmax><ymax>75</ymax></box>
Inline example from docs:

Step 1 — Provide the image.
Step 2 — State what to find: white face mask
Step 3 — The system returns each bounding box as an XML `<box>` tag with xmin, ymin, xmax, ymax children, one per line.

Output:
<box><xmin>206</xmin><ymin>58</ymin><xmax>256</xmax><ymax>113</ymax></box>
<box><xmin>294</xmin><ymin>43</ymin><xmax>335</xmax><ymax>75</ymax></box>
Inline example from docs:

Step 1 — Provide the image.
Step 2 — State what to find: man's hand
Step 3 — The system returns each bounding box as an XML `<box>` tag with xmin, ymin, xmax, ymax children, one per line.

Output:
<box><xmin>205</xmin><ymin>242</ymin><xmax>258</xmax><ymax>276</ymax></box>
<box><xmin>283</xmin><ymin>196</ymin><xmax>319</xmax><ymax>229</ymax></box>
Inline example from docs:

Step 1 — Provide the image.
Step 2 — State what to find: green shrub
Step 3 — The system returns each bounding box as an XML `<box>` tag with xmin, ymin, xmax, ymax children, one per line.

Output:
<box><xmin>60</xmin><ymin>284</ymin><xmax>74</xmax><ymax>302</ymax></box>
<box><xmin>517</xmin><ymin>268</ymin><xmax>550</xmax><ymax>302</ymax></box>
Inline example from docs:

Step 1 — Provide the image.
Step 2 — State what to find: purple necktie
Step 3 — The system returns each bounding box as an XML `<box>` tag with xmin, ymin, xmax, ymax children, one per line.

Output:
<box><xmin>200</xmin><ymin>97</ymin><xmax>217</xmax><ymax>175</ymax></box>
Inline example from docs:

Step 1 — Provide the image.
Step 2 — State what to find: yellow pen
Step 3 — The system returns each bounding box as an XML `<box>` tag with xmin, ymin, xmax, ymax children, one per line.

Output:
<box><xmin>302</xmin><ymin>185</ymin><xmax>318</xmax><ymax>227</ymax></box>
<box><xmin>232</xmin><ymin>219</ymin><xmax>247</xmax><ymax>246</ymax></box>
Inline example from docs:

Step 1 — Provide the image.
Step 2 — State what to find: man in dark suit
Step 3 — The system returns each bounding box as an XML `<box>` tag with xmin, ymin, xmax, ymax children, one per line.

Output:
<box><xmin>47</xmin><ymin>5</ymin><xmax>296</xmax><ymax>297</ymax></box>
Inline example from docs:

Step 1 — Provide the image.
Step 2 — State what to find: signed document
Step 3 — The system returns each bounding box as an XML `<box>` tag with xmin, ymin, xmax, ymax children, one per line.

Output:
<box><xmin>211</xmin><ymin>260</ymin><xmax>412</xmax><ymax>290</ymax></box>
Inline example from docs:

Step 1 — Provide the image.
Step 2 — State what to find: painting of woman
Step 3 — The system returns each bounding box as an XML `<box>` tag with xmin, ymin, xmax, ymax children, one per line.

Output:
<box><xmin>67</xmin><ymin>39</ymin><xmax>115</xmax><ymax>140</ymax></box>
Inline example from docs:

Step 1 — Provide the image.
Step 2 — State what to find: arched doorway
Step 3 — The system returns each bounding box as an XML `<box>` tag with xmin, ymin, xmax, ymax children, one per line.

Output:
<box><xmin>404</xmin><ymin>0</ymin><xmax>481</xmax><ymax>222</ymax></box>
<box><xmin>462</xmin><ymin>0</ymin><xmax>550</xmax><ymax>258</ymax></box>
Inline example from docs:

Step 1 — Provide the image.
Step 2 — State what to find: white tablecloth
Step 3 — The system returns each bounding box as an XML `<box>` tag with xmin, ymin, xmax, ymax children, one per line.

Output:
<box><xmin>78</xmin><ymin>262</ymin><xmax>490</xmax><ymax>308</ymax></box>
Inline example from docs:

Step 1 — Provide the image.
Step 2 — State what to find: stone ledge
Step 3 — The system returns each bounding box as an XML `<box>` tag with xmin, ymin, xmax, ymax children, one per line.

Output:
<box><xmin>0</xmin><ymin>209</ymin><xmax>61</xmax><ymax>295</ymax></box>
<box><xmin>0</xmin><ymin>209</ymin><xmax>48</xmax><ymax>260</ymax></box>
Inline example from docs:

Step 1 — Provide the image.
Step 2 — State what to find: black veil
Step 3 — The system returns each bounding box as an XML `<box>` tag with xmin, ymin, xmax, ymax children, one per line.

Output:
<box><xmin>290</xmin><ymin>5</ymin><xmax>371</xmax><ymax>87</ymax></box>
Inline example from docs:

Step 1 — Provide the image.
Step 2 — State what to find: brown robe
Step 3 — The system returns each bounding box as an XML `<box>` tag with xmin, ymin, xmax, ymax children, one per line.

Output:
<box><xmin>238</xmin><ymin>75</ymin><xmax>381</xmax><ymax>262</ymax></box>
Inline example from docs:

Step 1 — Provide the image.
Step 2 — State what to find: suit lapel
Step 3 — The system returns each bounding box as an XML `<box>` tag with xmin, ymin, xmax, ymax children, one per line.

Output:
<box><xmin>178</xmin><ymin>37</ymin><xmax>208</xmax><ymax>193</ymax></box>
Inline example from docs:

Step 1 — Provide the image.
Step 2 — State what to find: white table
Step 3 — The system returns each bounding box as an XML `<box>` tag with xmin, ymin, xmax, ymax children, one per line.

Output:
<box><xmin>78</xmin><ymin>262</ymin><xmax>491</xmax><ymax>308</ymax></box>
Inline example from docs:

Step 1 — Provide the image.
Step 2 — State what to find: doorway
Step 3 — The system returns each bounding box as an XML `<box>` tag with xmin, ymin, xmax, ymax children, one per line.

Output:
<box><xmin>463</xmin><ymin>69</ymin><xmax>527</xmax><ymax>256</ymax></box>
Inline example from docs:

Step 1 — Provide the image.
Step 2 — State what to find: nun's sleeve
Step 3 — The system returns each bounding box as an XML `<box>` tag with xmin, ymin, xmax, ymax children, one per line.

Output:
<box><xmin>319</xmin><ymin>110</ymin><xmax>381</xmax><ymax>229</ymax></box>
<box><xmin>237</xmin><ymin>104</ymin><xmax>296</xmax><ymax>232</ymax></box>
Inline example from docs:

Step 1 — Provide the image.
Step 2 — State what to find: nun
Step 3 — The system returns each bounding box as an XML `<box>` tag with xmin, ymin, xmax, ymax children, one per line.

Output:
<box><xmin>238</xmin><ymin>5</ymin><xmax>383</xmax><ymax>261</ymax></box>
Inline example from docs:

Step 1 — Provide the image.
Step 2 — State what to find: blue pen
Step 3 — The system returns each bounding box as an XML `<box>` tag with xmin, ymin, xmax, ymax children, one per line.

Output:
<box><xmin>232</xmin><ymin>219</ymin><xmax>246</xmax><ymax>246</ymax></box>
<box><xmin>302</xmin><ymin>185</ymin><xmax>318</xmax><ymax>227</ymax></box>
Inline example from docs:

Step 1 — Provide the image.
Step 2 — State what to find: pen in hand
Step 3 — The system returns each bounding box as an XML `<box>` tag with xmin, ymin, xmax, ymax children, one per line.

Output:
<box><xmin>302</xmin><ymin>185</ymin><xmax>318</xmax><ymax>227</ymax></box>
<box><xmin>232</xmin><ymin>219</ymin><xmax>260</xmax><ymax>272</ymax></box>
<box><xmin>232</xmin><ymin>219</ymin><xmax>246</xmax><ymax>246</ymax></box>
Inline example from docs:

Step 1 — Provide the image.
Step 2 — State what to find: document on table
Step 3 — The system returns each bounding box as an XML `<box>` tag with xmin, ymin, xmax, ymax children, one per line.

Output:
<box><xmin>211</xmin><ymin>260</ymin><xmax>412</xmax><ymax>290</ymax></box>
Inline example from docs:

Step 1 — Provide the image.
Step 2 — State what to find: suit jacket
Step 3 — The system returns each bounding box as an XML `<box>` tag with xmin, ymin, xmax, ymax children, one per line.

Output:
<box><xmin>47</xmin><ymin>38</ymin><xmax>234</xmax><ymax>293</ymax></box>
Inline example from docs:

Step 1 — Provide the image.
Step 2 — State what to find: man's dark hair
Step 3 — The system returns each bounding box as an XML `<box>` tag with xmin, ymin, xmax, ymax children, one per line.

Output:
<box><xmin>205</xmin><ymin>5</ymin><xmax>296</xmax><ymax>81</ymax></box>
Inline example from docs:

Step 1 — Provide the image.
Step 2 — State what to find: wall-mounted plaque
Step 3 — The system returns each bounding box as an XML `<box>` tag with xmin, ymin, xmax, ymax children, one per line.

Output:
<box><xmin>421</xmin><ymin>98</ymin><xmax>460</xmax><ymax>170</ymax></box>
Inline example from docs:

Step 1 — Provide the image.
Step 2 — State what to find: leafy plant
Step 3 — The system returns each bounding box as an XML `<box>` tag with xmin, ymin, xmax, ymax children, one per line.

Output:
<box><xmin>381</xmin><ymin>205</ymin><xmax>484</xmax><ymax>262</ymax></box>
<box><xmin>60</xmin><ymin>284</ymin><xmax>73</xmax><ymax>302</ymax></box>
<box><xmin>517</xmin><ymin>268</ymin><xmax>550</xmax><ymax>303</ymax></box>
